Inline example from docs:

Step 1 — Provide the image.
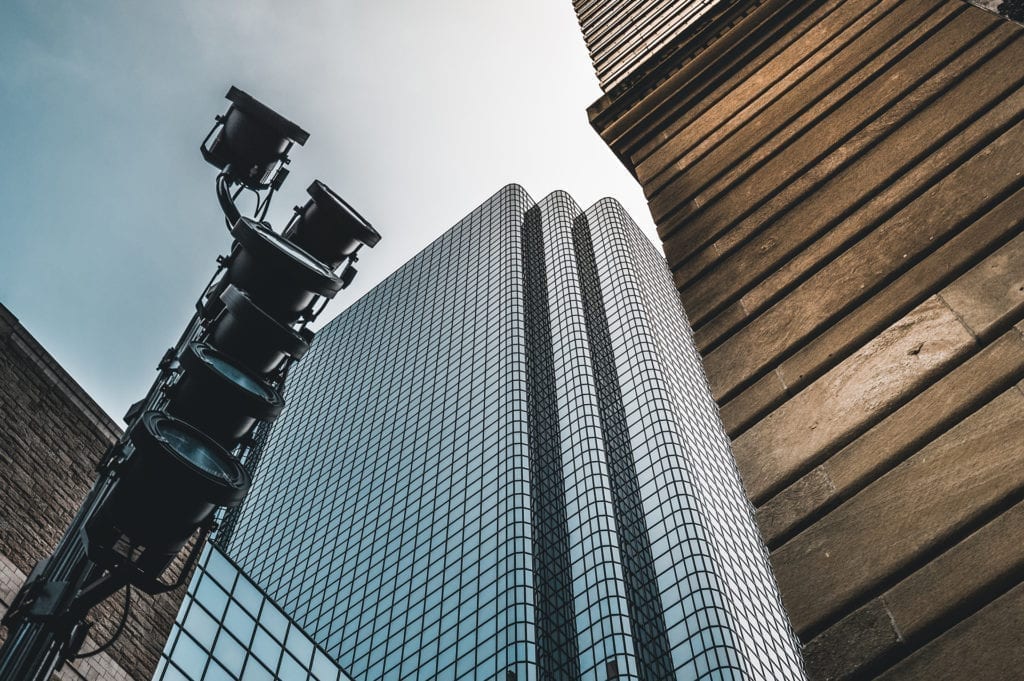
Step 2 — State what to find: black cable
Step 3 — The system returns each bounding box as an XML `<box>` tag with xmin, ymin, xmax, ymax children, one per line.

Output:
<box><xmin>258</xmin><ymin>187</ymin><xmax>275</xmax><ymax>222</ymax></box>
<box><xmin>246</xmin><ymin>186</ymin><xmax>268</xmax><ymax>221</ymax></box>
<box><xmin>216</xmin><ymin>174</ymin><xmax>242</xmax><ymax>231</ymax></box>
<box><xmin>70</xmin><ymin>585</ymin><xmax>131</xmax><ymax>660</ymax></box>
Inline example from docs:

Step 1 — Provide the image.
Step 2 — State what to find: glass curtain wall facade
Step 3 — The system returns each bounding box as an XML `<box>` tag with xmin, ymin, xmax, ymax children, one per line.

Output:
<box><xmin>154</xmin><ymin>545</ymin><xmax>353</xmax><ymax>681</ymax></box>
<box><xmin>222</xmin><ymin>184</ymin><xmax>805</xmax><ymax>680</ymax></box>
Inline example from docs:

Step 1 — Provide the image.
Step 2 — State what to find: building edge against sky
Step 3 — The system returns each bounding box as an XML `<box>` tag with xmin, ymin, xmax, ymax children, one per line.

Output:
<box><xmin>164</xmin><ymin>183</ymin><xmax>809</xmax><ymax>680</ymax></box>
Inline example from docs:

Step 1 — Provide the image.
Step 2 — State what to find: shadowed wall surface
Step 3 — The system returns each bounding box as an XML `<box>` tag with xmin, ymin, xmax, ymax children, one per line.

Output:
<box><xmin>577</xmin><ymin>0</ymin><xmax>1024</xmax><ymax>677</ymax></box>
<box><xmin>0</xmin><ymin>303</ymin><xmax>186</xmax><ymax>680</ymax></box>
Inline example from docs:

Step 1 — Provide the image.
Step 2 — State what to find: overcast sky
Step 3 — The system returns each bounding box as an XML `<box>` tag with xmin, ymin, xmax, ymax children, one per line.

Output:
<box><xmin>0</xmin><ymin>0</ymin><xmax>657</xmax><ymax>421</ymax></box>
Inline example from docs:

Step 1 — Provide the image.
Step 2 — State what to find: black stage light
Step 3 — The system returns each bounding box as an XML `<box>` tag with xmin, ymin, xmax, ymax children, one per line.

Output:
<box><xmin>206</xmin><ymin>284</ymin><xmax>312</xmax><ymax>375</ymax></box>
<box><xmin>166</xmin><ymin>341</ymin><xmax>285</xmax><ymax>449</ymax></box>
<box><xmin>201</xmin><ymin>86</ymin><xmax>310</xmax><ymax>189</ymax></box>
<box><xmin>206</xmin><ymin>217</ymin><xmax>343</xmax><ymax>323</ymax></box>
<box><xmin>85</xmin><ymin>412</ymin><xmax>250</xmax><ymax>568</ymax></box>
<box><xmin>283</xmin><ymin>180</ymin><xmax>382</xmax><ymax>269</ymax></box>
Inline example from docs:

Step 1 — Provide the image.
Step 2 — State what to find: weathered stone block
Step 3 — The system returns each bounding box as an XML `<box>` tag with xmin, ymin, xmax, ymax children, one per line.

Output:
<box><xmin>654</xmin><ymin>0</ymin><xmax>944</xmax><ymax>234</ymax></box>
<box><xmin>719</xmin><ymin>368</ymin><xmax>788</xmax><ymax>436</ymax></box>
<box><xmin>637</xmin><ymin>0</ymin><xmax>881</xmax><ymax>188</ymax></box>
<box><xmin>756</xmin><ymin>467</ymin><xmax>834</xmax><ymax>548</ymax></box>
<box><xmin>824</xmin><ymin>329</ymin><xmax>1024</xmax><ymax>494</ymax></box>
<box><xmin>886</xmin><ymin>500</ymin><xmax>1024</xmax><ymax>640</ymax></box>
<box><xmin>704</xmin><ymin>118</ymin><xmax>1024</xmax><ymax>400</ymax></box>
<box><xmin>940</xmin><ymin>232</ymin><xmax>1024</xmax><ymax>342</ymax></box>
<box><xmin>800</xmin><ymin>500</ymin><xmax>1024</xmax><ymax>679</ymax></box>
<box><xmin>876</xmin><ymin>580</ymin><xmax>1024</xmax><ymax>680</ymax></box>
<box><xmin>802</xmin><ymin>598</ymin><xmax>900</xmax><ymax>681</ymax></box>
<box><xmin>681</xmin><ymin>22</ymin><xmax>1024</xmax><ymax>321</ymax></box>
<box><xmin>774</xmin><ymin>187</ymin><xmax>1024</xmax><ymax>397</ymax></box>
<box><xmin>757</xmin><ymin>327</ymin><xmax>1024</xmax><ymax>545</ymax></box>
<box><xmin>734</xmin><ymin>296</ymin><xmax>975</xmax><ymax>504</ymax></box>
<box><xmin>772</xmin><ymin>387</ymin><xmax>1024</xmax><ymax>637</ymax></box>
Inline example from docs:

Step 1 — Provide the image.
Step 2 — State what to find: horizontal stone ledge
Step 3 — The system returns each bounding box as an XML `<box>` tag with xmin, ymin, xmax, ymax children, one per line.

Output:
<box><xmin>702</xmin><ymin>115</ymin><xmax>1024</xmax><ymax>402</ymax></box>
<box><xmin>757</xmin><ymin>325</ymin><xmax>1024</xmax><ymax>547</ymax></box>
<box><xmin>734</xmin><ymin>295</ymin><xmax>976</xmax><ymax>505</ymax></box>
<box><xmin>802</xmin><ymin>499</ymin><xmax>1024</xmax><ymax>679</ymax></box>
<box><xmin>875</xmin><ymin>576</ymin><xmax>1024</xmax><ymax>680</ymax></box>
<box><xmin>679</xmin><ymin>22</ymin><xmax>1024</xmax><ymax>323</ymax></box>
<box><xmin>771</xmin><ymin>385</ymin><xmax>1024</xmax><ymax>638</ymax></box>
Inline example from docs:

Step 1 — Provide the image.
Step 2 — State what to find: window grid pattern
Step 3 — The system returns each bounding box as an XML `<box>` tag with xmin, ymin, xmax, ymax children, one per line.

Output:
<box><xmin>227</xmin><ymin>184</ymin><xmax>537</xmax><ymax>681</ymax></box>
<box><xmin>587</xmin><ymin>198</ymin><xmax>806</xmax><ymax>679</ymax></box>
<box><xmin>154</xmin><ymin>545</ymin><xmax>353</xmax><ymax>681</ymax></box>
<box><xmin>522</xmin><ymin>204</ymin><xmax>581</xmax><ymax>680</ymax></box>
<box><xmin>214</xmin><ymin>184</ymin><xmax>804</xmax><ymax>680</ymax></box>
<box><xmin>571</xmin><ymin>210</ymin><xmax>675</xmax><ymax>681</ymax></box>
<box><xmin>537</xmin><ymin>192</ymin><xmax>639</xmax><ymax>681</ymax></box>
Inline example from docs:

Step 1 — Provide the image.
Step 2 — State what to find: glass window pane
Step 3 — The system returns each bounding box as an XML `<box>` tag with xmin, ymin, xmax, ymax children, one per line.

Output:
<box><xmin>182</xmin><ymin>604</ymin><xmax>218</xmax><ymax>649</ymax></box>
<box><xmin>240</xmin><ymin>660</ymin><xmax>274</xmax><ymax>681</ymax></box>
<box><xmin>259</xmin><ymin>603</ymin><xmax>288</xmax><ymax>640</ymax></box>
<box><xmin>279</xmin><ymin>652</ymin><xmax>306</xmax><ymax>679</ymax></box>
<box><xmin>168</xmin><ymin>632</ymin><xmax>207</xmax><ymax>678</ymax></box>
<box><xmin>195</xmin><ymin>575</ymin><xmax>230</xmax><ymax>620</ymax></box>
<box><xmin>213</xmin><ymin>630</ymin><xmax>246</xmax><ymax>675</ymax></box>
<box><xmin>233</xmin><ymin>577</ymin><xmax>263</xmax><ymax>617</ymax></box>
<box><xmin>223</xmin><ymin>601</ymin><xmax>256</xmax><ymax>645</ymax></box>
<box><xmin>251</xmin><ymin>625</ymin><xmax>283</xmax><ymax>670</ymax></box>
<box><xmin>285</xmin><ymin>623</ymin><xmax>315</xmax><ymax>665</ymax></box>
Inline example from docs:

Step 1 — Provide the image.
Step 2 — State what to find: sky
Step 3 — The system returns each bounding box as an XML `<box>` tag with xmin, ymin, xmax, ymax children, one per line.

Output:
<box><xmin>0</xmin><ymin>0</ymin><xmax>657</xmax><ymax>422</ymax></box>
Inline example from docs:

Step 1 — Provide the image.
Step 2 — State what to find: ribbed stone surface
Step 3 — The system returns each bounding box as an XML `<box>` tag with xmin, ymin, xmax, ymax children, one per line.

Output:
<box><xmin>583</xmin><ymin>0</ymin><xmax>1024</xmax><ymax>673</ymax></box>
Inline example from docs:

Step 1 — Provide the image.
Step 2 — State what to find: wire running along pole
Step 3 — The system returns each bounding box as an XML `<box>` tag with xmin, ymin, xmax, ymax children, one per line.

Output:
<box><xmin>0</xmin><ymin>87</ymin><xmax>379</xmax><ymax>681</ymax></box>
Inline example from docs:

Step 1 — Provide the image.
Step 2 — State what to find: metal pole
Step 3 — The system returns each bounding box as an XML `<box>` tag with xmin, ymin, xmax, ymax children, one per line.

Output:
<box><xmin>0</xmin><ymin>492</ymin><xmax>106</xmax><ymax>680</ymax></box>
<box><xmin>0</xmin><ymin>300</ymin><xmax>208</xmax><ymax>680</ymax></box>
<box><xmin>0</xmin><ymin>90</ymin><xmax>368</xmax><ymax>679</ymax></box>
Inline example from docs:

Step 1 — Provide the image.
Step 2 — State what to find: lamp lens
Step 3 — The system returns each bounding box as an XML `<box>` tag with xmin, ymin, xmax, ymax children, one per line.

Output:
<box><xmin>197</xmin><ymin>345</ymin><xmax>278</xmax><ymax>401</ymax></box>
<box><xmin>158</xmin><ymin>420</ymin><xmax>237</xmax><ymax>481</ymax></box>
<box><xmin>265</xmin><ymin>229</ymin><xmax>332</xmax><ymax>271</ymax></box>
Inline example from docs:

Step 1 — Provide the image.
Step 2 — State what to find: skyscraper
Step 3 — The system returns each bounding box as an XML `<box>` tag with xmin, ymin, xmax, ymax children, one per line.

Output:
<box><xmin>204</xmin><ymin>184</ymin><xmax>804</xmax><ymax>680</ymax></box>
<box><xmin>572</xmin><ymin>1</ymin><xmax>1024</xmax><ymax>677</ymax></box>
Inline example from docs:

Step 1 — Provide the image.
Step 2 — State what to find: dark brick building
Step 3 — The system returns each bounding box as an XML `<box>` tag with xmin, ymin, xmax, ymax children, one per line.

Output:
<box><xmin>574</xmin><ymin>0</ymin><xmax>1024</xmax><ymax>678</ymax></box>
<box><xmin>0</xmin><ymin>303</ymin><xmax>183</xmax><ymax>680</ymax></box>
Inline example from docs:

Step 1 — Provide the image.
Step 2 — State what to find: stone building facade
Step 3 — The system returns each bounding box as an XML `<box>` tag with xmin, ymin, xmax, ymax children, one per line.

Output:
<box><xmin>574</xmin><ymin>0</ymin><xmax>1024</xmax><ymax>678</ymax></box>
<box><xmin>0</xmin><ymin>303</ymin><xmax>183</xmax><ymax>680</ymax></box>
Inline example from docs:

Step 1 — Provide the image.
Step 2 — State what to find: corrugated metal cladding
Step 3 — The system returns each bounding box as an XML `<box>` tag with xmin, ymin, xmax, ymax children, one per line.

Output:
<box><xmin>583</xmin><ymin>0</ymin><xmax>1024</xmax><ymax>678</ymax></box>
<box><xmin>572</xmin><ymin>0</ymin><xmax>742</xmax><ymax>91</ymax></box>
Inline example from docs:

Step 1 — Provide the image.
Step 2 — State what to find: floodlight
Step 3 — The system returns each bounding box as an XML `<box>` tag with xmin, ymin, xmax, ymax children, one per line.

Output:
<box><xmin>205</xmin><ymin>217</ymin><xmax>343</xmax><ymax>323</ymax></box>
<box><xmin>205</xmin><ymin>284</ymin><xmax>312</xmax><ymax>375</ymax></box>
<box><xmin>283</xmin><ymin>180</ymin><xmax>381</xmax><ymax>269</ymax></box>
<box><xmin>0</xmin><ymin>85</ymin><xmax>386</xmax><ymax>681</ymax></box>
<box><xmin>201</xmin><ymin>86</ymin><xmax>310</xmax><ymax>189</ymax></box>
<box><xmin>166</xmin><ymin>341</ymin><xmax>284</xmax><ymax>449</ymax></box>
<box><xmin>85</xmin><ymin>412</ymin><xmax>250</xmax><ymax>564</ymax></box>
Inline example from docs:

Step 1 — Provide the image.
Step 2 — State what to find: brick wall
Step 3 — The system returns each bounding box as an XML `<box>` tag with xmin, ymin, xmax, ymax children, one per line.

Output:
<box><xmin>0</xmin><ymin>303</ymin><xmax>185</xmax><ymax>680</ymax></box>
<box><xmin>586</xmin><ymin>0</ymin><xmax>1024</xmax><ymax>677</ymax></box>
<box><xmin>0</xmin><ymin>553</ymin><xmax>132</xmax><ymax>680</ymax></box>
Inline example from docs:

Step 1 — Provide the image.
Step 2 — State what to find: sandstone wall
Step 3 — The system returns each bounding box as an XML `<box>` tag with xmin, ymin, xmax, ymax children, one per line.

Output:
<box><xmin>588</xmin><ymin>1</ymin><xmax>1024</xmax><ymax>677</ymax></box>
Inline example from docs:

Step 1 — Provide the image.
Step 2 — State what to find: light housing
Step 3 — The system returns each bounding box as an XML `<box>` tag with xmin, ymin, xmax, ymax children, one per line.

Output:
<box><xmin>201</xmin><ymin>86</ymin><xmax>309</xmax><ymax>189</ymax></box>
<box><xmin>85</xmin><ymin>412</ymin><xmax>250</xmax><ymax>572</ymax></box>
<box><xmin>284</xmin><ymin>180</ymin><xmax>381</xmax><ymax>269</ymax></box>
<box><xmin>205</xmin><ymin>218</ymin><xmax>343</xmax><ymax>323</ymax></box>
<box><xmin>205</xmin><ymin>284</ymin><xmax>312</xmax><ymax>375</ymax></box>
<box><xmin>166</xmin><ymin>341</ymin><xmax>284</xmax><ymax>449</ymax></box>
